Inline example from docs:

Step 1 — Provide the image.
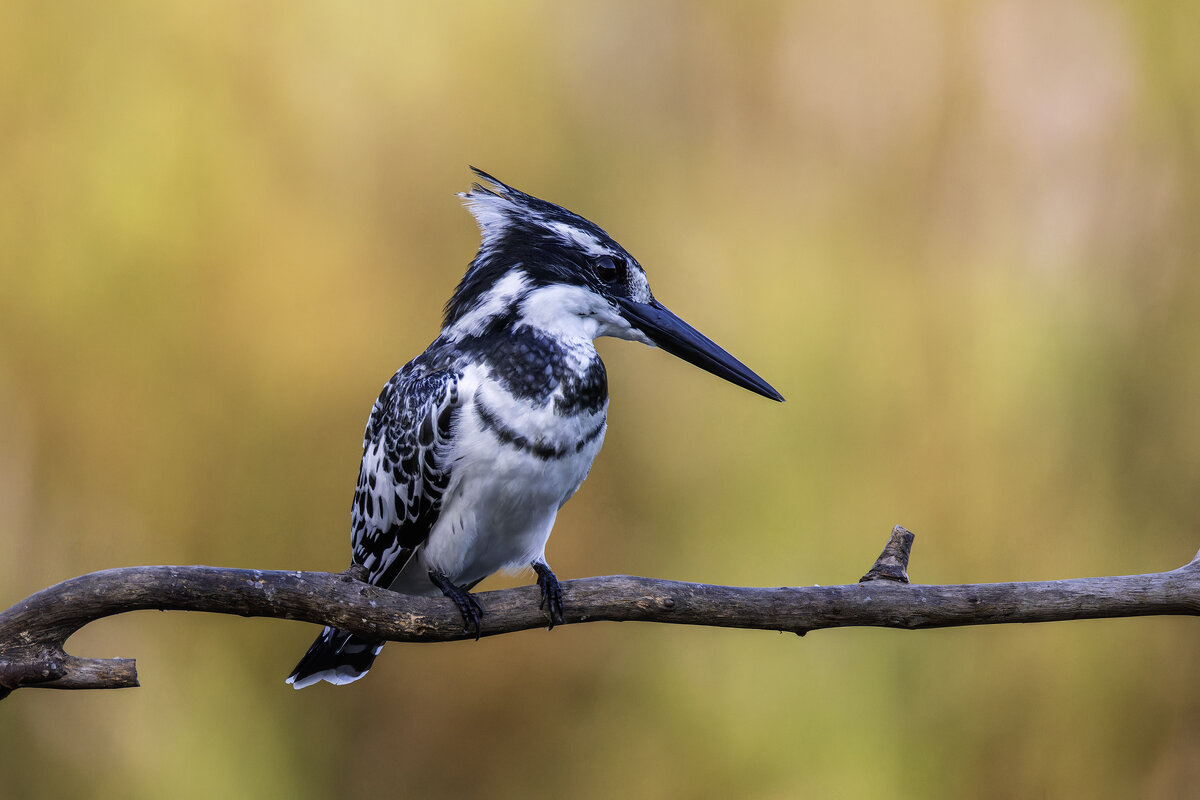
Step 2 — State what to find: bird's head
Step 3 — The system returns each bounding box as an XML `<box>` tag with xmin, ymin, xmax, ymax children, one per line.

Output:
<box><xmin>445</xmin><ymin>168</ymin><xmax>783</xmax><ymax>402</ymax></box>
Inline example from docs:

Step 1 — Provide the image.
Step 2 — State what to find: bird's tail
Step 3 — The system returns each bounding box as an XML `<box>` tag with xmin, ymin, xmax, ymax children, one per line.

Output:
<box><xmin>286</xmin><ymin>626</ymin><xmax>384</xmax><ymax>689</ymax></box>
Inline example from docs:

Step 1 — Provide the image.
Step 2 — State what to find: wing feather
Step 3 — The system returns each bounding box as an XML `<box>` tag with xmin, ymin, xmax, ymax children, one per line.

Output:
<box><xmin>350</xmin><ymin>362</ymin><xmax>460</xmax><ymax>588</ymax></box>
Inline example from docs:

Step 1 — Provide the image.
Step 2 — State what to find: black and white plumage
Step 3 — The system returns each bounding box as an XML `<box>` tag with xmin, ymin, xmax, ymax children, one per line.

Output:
<box><xmin>287</xmin><ymin>169</ymin><xmax>782</xmax><ymax>689</ymax></box>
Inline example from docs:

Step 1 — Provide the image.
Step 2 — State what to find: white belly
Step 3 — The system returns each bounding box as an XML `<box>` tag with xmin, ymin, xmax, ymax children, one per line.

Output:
<box><xmin>389</xmin><ymin>365</ymin><xmax>606</xmax><ymax>594</ymax></box>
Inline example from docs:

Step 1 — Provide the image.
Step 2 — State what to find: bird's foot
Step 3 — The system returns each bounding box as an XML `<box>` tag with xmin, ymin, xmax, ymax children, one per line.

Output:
<box><xmin>532</xmin><ymin>561</ymin><xmax>565</xmax><ymax>630</ymax></box>
<box><xmin>428</xmin><ymin>570</ymin><xmax>484</xmax><ymax>640</ymax></box>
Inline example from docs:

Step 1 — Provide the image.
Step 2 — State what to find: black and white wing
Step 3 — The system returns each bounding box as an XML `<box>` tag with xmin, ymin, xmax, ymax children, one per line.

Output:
<box><xmin>285</xmin><ymin>362</ymin><xmax>460</xmax><ymax>689</ymax></box>
<box><xmin>351</xmin><ymin>363</ymin><xmax>461</xmax><ymax>589</ymax></box>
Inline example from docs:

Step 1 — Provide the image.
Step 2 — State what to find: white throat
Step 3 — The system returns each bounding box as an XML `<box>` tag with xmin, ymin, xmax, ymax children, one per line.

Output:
<box><xmin>517</xmin><ymin>284</ymin><xmax>650</xmax><ymax>345</ymax></box>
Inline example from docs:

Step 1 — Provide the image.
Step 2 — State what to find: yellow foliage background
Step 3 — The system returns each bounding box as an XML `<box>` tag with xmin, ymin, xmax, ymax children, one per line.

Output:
<box><xmin>3</xmin><ymin>2</ymin><xmax>1199</xmax><ymax>797</ymax></box>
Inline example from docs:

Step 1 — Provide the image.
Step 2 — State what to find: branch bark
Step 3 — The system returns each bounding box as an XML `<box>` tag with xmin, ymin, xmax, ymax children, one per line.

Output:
<box><xmin>3</xmin><ymin>526</ymin><xmax>1199</xmax><ymax>698</ymax></box>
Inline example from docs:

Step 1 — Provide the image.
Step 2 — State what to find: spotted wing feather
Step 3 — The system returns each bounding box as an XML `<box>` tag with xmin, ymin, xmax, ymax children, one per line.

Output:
<box><xmin>286</xmin><ymin>361</ymin><xmax>459</xmax><ymax>689</ymax></box>
<box><xmin>352</xmin><ymin>363</ymin><xmax>460</xmax><ymax>589</ymax></box>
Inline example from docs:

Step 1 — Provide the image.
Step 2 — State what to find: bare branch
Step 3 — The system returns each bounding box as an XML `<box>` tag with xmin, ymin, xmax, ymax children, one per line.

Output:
<box><xmin>3</xmin><ymin>526</ymin><xmax>1199</xmax><ymax>698</ymax></box>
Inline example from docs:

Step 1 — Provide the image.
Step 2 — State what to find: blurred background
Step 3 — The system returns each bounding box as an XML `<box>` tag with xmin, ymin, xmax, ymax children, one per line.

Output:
<box><xmin>3</xmin><ymin>1</ymin><xmax>1199</xmax><ymax>797</ymax></box>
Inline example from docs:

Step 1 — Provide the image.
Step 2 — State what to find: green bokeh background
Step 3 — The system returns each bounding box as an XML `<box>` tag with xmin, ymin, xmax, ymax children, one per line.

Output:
<box><xmin>3</xmin><ymin>2</ymin><xmax>1200</xmax><ymax>797</ymax></box>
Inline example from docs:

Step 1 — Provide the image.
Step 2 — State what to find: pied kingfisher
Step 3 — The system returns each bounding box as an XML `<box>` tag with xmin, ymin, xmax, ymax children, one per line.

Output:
<box><xmin>287</xmin><ymin>169</ymin><xmax>783</xmax><ymax>688</ymax></box>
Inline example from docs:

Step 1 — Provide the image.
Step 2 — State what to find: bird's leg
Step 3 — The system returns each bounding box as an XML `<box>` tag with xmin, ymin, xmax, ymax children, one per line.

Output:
<box><xmin>428</xmin><ymin>570</ymin><xmax>484</xmax><ymax>640</ymax></box>
<box><xmin>532</xmin><ymin>561</ymin><xmax>565</xmax><ymax>629</ymax></box>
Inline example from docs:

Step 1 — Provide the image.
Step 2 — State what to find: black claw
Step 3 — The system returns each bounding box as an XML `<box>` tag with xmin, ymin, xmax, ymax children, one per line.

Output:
<box><xmin>532</xmin><ymin>561</ymin><xmax>565</xmax><ymax>630</ymax></box>
<box><xmin>428</xmin><ymin>570</ymin><xmax>484</xmax><ymax>640</ymax></box>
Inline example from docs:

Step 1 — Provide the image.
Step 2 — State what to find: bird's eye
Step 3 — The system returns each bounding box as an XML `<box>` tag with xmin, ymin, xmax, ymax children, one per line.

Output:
<box><xmin>593</xmin><ymin>256</ymin><xmax>623</xmax><ymax>284</ymax></box>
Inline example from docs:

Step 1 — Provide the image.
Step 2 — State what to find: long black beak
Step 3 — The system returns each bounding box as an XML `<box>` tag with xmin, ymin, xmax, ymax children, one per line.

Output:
<box><xmin>616</xmin><ymin>298</ymin><xmax>784</xmax><ymax>401</ymax></box>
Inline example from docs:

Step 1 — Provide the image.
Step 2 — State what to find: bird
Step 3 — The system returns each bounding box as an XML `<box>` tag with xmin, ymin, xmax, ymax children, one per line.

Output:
<box><xmin>286</xmin><ymin>168</ymin><xmax>783</xmax><ymax>688</ymax></box>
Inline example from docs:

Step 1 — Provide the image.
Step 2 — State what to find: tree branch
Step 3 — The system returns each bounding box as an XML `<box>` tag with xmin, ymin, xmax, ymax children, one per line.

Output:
<box><xmin>3</xmin><ymin>526</ymin><xmax>1199</xmax><ymax>698</ymax></box>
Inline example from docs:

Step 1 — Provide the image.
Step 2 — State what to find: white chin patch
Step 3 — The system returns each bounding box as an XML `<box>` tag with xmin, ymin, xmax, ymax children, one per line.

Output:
<box><xmin>623</xmin><ymin>326</ymin><xmax>654</xmax><ymax>346</ymax></box>
<box><xmin>517</xmin><ymin>285</ymin><xmax>630</xmax><ymax>341</ymax></box>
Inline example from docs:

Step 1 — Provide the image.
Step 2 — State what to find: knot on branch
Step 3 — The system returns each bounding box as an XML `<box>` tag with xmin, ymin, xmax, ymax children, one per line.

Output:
<box><xmin>859</xmin><ymin>526</ymin><xmax>914</xmax><ymax>583</ymax></box>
